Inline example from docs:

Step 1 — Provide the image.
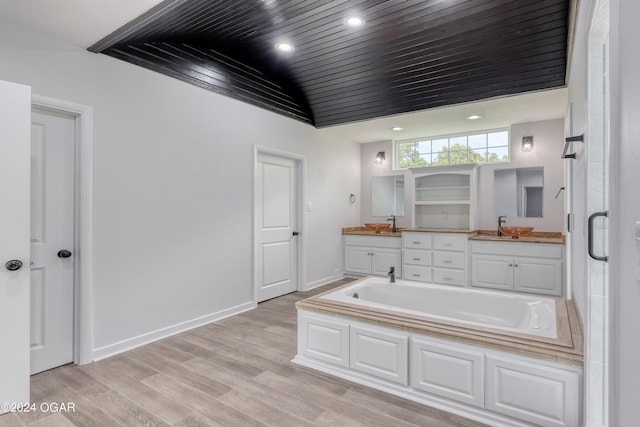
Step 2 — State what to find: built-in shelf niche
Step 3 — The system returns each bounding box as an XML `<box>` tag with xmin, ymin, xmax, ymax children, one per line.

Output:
<box><xmin>410</xmin><ymin>165</ymin><xmax>478</xmax><ymax>230</ymax></box>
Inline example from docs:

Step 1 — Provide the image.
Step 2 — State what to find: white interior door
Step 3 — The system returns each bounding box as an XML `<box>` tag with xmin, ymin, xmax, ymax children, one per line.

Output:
<box><xmin>256</xmin><ymin>153</ymin><xmax>299</xmax><ymax>302</ymax></box>
<box><xmin>30</xmin><ymin>109</ymin><xmax>76</xmax><ymax>374</ymax></box>
<box><xmin>0</xmin><ymin>80</ymin><xmax>31</xmax><ymax>411</ymax></box>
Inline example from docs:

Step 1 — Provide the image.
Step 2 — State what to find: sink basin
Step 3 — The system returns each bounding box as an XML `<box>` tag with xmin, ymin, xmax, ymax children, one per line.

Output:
<box><xmin>364</xmin><ymin>223</ymin><xmax>391</xmax><ymax>233</ymax></box>
<box><xmin>499</xmin><ymin>226</ymin><xmax>534</xmax><ymax>238</ymax></box>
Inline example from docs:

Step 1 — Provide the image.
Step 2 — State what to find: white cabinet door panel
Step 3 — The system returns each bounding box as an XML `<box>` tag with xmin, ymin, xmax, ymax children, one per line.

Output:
<box><xmin>411</xmin><ymin>338</ymin><xmax>484</xmax><ymax>408</ymax></box>
<box><xmin>515</xmin><ymin>258</ymin><xmax>563</xmax><ymax>296</ymax></box>
<box><xmin>372</xmin><ymin>249</ymin><xmax>401</xmax><ymax>277</ymax></box>
<box><xmin>344</xmin><ymin>246</ymin><xmax>372</xmax><ymax>275</ymax></box>
<box><xmin>350</xmin><ymin>326</ymin><xmax>408</xmax><ymax>385</ymax></box>
<box><xmin>299</xmin><ymin>313</ymin><xmax>349</xmax><ymax>367</ymax></box>
<box><xmin>486</xmin><ymin>355</ymin><xmax>581</xmax><ymax>427</ymax></box>
<box><xmin>471</xmin><ymin>255</ymin><xmax>513</xmax><ymax>290</ymax></box>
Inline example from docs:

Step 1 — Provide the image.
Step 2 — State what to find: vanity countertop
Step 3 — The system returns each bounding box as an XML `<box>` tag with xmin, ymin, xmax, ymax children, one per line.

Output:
<box><xmin>342</xmin><ymin>226</ymin><xmax>402</xmax><ymax>237</ymax></box>
<box><xmin>469</xmin><ymin>230</ymin><xmax>565</xmax><ymax>244</ymax></box>
<box><xmin>343</xmin><ymin>227</ymin><xmax>565</xmax><ymax>243</ymax></box>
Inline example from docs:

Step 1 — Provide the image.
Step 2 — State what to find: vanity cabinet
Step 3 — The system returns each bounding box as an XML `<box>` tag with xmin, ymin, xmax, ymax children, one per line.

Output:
<box><xmin>402</xmin><ymin>231</ymin><xmax>469</xmax><ymax>286</ymax></box>
<box><xmin>344</xmin><ymin>235</ymin><xmax>402</xmax><ymax>277</ymax></box>
<box><xmin>470</xmin><ymin>241</ymin><xmax>564</xmax><ymax>296</ymax></box>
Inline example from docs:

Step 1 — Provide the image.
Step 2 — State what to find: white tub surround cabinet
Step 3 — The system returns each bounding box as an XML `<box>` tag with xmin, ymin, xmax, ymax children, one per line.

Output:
<box><xmin>344</xmin><ymin>235</ymin><xmax>402</xmax><ymax>277</ymax></box>
<box><xmin>295</xmin><ymin>310</ymin><xmax>582</xmax><ymax>427</ymax></box>
<box><xmin>470</xmin><ymin>241</ymin><xmax>564</xmax><ymax>297</ymax></box>
<box><xmin>410</xmin><ymin>165</ymin><xmax>479</xmax><ymax>230</ymax></box>
<box><xmin>402</xmin><ymin>231</ymin><xmax>470</xmax><ymax>286</ymax></box>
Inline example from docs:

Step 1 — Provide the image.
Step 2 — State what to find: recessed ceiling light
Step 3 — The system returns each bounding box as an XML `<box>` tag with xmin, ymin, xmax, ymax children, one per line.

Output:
<box><xmin>344</xmin><ymin>16</ymin><xmax>366</xmax><ymax>28</ymax></box>
<box><xmin>275</xmin><ymin>42</ymin><xmax>294</xmax><ymax>53</ymax></box>
<box><xmin>466</xmin><ymin>114</ymin><xmax>482</xmax><ymax>120</ymax></box>
<box><xmin>391</xmin><ymin>126</ymin><xmax>404</xmax><ymax>131</ymax></box>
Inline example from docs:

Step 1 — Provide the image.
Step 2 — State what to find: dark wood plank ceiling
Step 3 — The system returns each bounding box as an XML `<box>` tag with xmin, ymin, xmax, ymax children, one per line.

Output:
<box><xmin>89</xmin><ymin>0</ymin><xmax>570</xmax><ymax>128</ymax></box>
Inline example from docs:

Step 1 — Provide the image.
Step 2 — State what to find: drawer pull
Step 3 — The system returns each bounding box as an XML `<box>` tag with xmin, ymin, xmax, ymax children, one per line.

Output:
<box><xmin>412</xmin><ymin>257</ymin><xmax>421</xmax><ymax>261</ymax></box>
<box><xmin>443</xmin><ymin>243</ymin><xmax>453</xmax><ymax>247</ymax></box>
<box><xmin>412</xmin><ymin>241</ymin><xmax>421</xmax><ymax>244</ymax></box>
<box><xmin>443</xmin><ymin>260</ymin><xmax>452</xmax><ymax>264</ymax></box>
<box><xmin>412</xmin><ymin>274</ymin><xmax>421</xmax><ymax>277</ymax></box>
<box><xmin>442</xmin><ymin>277</ymin><xmax>453</xmax><ymax>281</ymax></box>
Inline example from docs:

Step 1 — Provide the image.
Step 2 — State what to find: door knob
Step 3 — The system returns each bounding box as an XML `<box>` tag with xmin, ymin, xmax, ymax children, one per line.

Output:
<box><xmin>57</xmin><ymin>249</ymin><xmax>72</xmax><ymax>258</ymax></box>
<box><xmin>5</xmin><ymin>260</ymin><xmax>23</xmax><ymax>271</ymax></box>
<box><xmin>292</xmin><ymin>231</ymin><xmax>299</xmax><ymax>236</ymax></box>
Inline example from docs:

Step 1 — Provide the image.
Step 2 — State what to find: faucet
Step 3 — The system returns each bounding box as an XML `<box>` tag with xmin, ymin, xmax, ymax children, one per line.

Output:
<box><xmin>497</xmin><ymin>216</ymin><xmax>507</xmax><ymax>236</ymax></box>
<box><xmin>388</xmin><ymin>266</ymin><xmax>396</xmax><ymax>283</ymax></box>
<box><xmin>386</xmin><ymin>215</ymin><xmax>397</xmax><ymax>232</ymax></box>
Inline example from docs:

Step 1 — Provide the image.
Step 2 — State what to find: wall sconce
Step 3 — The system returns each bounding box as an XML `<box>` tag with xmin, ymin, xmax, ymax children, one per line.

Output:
<box><xmin>375</xmin><ymin>151</ymin><xmax>385</xmax><ymax>164</ymax></box>
<box><xmin>521</xmin><ymin>136</ymin><xmax>534</xmax><ymax>152</ymax></box>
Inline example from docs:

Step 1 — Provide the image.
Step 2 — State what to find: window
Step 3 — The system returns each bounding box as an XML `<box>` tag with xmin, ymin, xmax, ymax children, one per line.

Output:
<box><xmin>395</xmin><ymin>129</ymin><xmax>510</xmax><ymax>169</ymax></box>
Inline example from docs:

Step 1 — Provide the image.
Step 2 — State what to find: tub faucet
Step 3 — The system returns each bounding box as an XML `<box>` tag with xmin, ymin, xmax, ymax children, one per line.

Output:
<box><xmin>497</xmin><ymin>215</ymin><xmax>507</xmax><ymax>236</ymax></box>
<box><xmin>388</xmin><ymin>266</ymin><xmax>396</xmax><ymax>283</ymax></box>
<box><xmin>386</xmin><ymin>215</ymin><xmax>397</xmax><ymax>232</ymax></box>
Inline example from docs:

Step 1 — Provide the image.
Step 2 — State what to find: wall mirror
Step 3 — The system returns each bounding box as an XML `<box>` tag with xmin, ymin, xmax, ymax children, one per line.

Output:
<box><xmin>372</xmin><ymin>175</ymin><xmax>405</xmax><ymax>216</ymax></box>
<box><xmin>494</xmin><ymin>167</ymin><xmax>544</xmax><ymax>217</ymax></box>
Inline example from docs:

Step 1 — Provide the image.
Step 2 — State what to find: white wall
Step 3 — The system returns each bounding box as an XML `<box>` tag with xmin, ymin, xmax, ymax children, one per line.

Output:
<box><xmin>0</xmin><ymin>20</ymin><xmax>360</xmax><ymax>357</ymax></box>
<box><xmin>477</xmin><ymin>119</ymin><xmax>565</xmax><ymax>231</ymax></box>
<box><xmin>359</xmin><ymin>120</ymin><xmax>565</xmax><ymax>232</ymax></box>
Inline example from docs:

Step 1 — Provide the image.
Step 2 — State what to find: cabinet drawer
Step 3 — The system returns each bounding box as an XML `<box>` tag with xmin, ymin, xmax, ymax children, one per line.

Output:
<box><xmin>299</xmin><ymin>313</ymin><xmax>349</xmax><ymax>368</ymax></box>
<box><xmin>403</xmin><ymin>249</ymin><xmax>431</xmax><ymax>266</ymax></box>
<box><xmin>432</xmin><ymin>268</ymin><xmax>465</xmax><ymax>286</ymax></box>
<box><xmin>433</xmin><ymin>234</ymin><xmax>467</xmax><ymax>252</ymax></box>
<box><xmin>351</xmin><ymin>326</ymin><xmax>408</xmax><ymax>385</ymax></box>
<box><xmin>410</xmin><ymin>338</ymin><xmax>484</xmax><ymax>408</ymax></box>
<box><xmin>403</xmin><ymin>265</ymin><xmax>432</xmax><ymax>282</ymax></box>
<box><xmin>433</xmin><ymin>251</ymin><xmax>465</xmax><ymax>269</ymax></box>
<box><xmin>485</xmin><ymin>355</ymin><xmax>581</xmax><ymax>427</ymax></box>
<box><xmin>344</xmin><ymin>235</ymin><xmax>401</xmax><ymax>249</ymax></box>
<box><xmin>402</xmin><ymin>232</ymin><xmax>432</xmax><ymax>249</ymax></box>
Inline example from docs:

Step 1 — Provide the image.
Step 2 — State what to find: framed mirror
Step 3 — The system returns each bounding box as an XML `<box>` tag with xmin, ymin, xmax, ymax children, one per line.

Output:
<box><xmin>372</xmin><ymin>175</ymin><xmax>405</xmax><ymax>216</ymax></box>
<box><xmin>494</xmin><ymin>167</ymin><xmax>543</xmax><ymax>217</ymax></box>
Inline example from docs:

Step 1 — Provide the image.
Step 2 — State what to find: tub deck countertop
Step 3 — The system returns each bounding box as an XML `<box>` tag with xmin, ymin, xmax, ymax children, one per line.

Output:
<box><xmin>297</xmin><ymin>279</ymin><xmax>583</xmax><ymax>365</ymax></box>
<box><xmin>342</xmin><ymin>227</ymin><xmax>565</xmax><ymax>244</ymax></box>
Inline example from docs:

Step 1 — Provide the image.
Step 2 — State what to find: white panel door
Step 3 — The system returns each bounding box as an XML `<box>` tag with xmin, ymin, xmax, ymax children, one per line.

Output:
<box><xmin>30</xmin><ymin>110</ymin><xmax>75</xmax><ymax>374</ymax></box>
<box><xmin>0</xmin><ymin>80</ymin><xmax>31</xmax><ymax>412</ymax></box>
<box><xmin>256</xmin><ymin>153</ymin><xmax>298</xmax><ymax>302</ymax></box>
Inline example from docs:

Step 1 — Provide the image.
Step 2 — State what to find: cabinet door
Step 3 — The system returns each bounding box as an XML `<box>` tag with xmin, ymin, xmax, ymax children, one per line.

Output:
<box><xmin>411</xmin><ymin>338</ymin><xmax>484</xmax><ymax>408</ymax></box>
<box><xmin>514</xmin><ymin>257</ymin><xmax>563</xmax><ymax>296</ymax></box>
<box><xmin>299</xmin><ymin>313</ymin><xmax>349</xmax><ymax>368</ymax></box>
<box><xmin>486</xmin><ymin>355</ymin><xmax>581</xmax><ymax>427</ymax></box>
<box><xmin>372</xmin><ymin>248</ymin><xmax>402</xmax><ymax>277</ymax></box>
<box><xmin>344</xmin><ymin>246</ymin><xmax>372</xmax><ymax>274</ymax></box>
<box><xmin>470</xmin><ymin>255</ymin><xmax>513</xmax><ymax>290</ymax></box>
<box><xmin>351</xmin><ymin>326</ymin><xmax>408</xmax><ymax>385</ymax></box>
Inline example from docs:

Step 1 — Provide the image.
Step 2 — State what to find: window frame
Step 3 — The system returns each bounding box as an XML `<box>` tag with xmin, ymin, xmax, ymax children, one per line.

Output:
<box><xmin>393</xmin><ymin>128</ymin><xmax>511</xmax><ymax>170</ymax></box>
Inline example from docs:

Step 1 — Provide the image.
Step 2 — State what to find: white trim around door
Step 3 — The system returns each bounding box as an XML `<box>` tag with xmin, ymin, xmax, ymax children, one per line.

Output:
<box><xmin>31</xmin><ymin>94</ymin><xmax>94</xmax><ymax>365</ymax></box>
<box><xmin>253</xmin><ymin>146</ymin><xmax>306</xmax><ymax>304</ymax></box>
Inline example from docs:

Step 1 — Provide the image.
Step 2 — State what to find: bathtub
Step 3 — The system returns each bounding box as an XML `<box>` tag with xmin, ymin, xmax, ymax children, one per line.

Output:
<box><xmin>295</xmin><ymin>277</ymin><xmax>583</xmax><ymax>427</ymax></box>
<box><xmin>319</xmin><ymin>277</ymin><xmax>558</xmax><ymax>339</ymax></box>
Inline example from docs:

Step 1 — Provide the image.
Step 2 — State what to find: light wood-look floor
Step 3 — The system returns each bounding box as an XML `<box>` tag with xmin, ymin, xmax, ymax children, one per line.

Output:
<box><xmin>1</xmin><ymin>279</ymin><xmax>487</xmax><ymax>427</ymax></box>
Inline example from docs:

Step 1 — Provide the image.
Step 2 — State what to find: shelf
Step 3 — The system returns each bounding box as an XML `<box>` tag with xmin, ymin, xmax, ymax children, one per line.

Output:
<box><xmin>415</xmin><ymin>201</ymin><xmax>470</xmax><ymax>205</ymax></box>
<box><xmin>415</xmin><ymin>186</ymin><xmax>470</xmax><ymax>191</ymax></box>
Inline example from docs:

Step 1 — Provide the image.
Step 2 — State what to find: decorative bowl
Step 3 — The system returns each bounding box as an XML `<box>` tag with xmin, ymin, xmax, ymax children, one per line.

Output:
<box><xmin>364</xmin><ymin>223</ymin><xmax>391</xmax><ymax>233</ymax></box>
<box><xmin>499</xmin><ymin>226</ymin><xmax>534</xmax><ymax>238</ymax></box>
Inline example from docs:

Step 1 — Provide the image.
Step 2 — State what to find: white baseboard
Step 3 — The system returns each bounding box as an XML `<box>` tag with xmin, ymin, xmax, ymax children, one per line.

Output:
<box><xmin>302</xmin><ymin>273</ymin><xmax>345</xmax><ymax>291</ymax></box>
<box><xmin>92</xmin><ymin>301</ymin><xmax>256</xmax><ymax>361</ymax></box>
